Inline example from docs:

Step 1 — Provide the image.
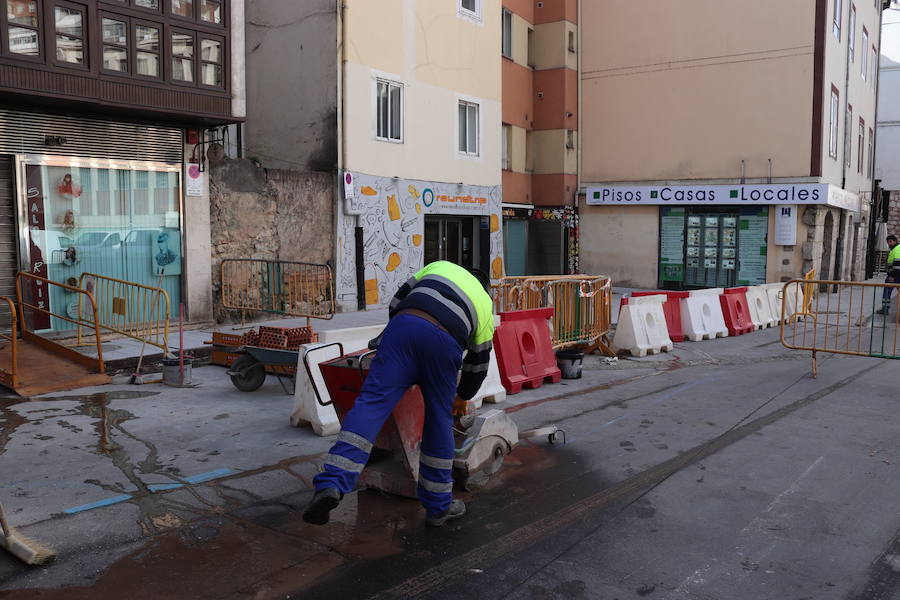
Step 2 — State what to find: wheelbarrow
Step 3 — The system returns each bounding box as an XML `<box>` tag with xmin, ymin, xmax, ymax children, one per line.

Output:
<box><xmin>227</xmin><ymin>346</ymin><xmax>299</xmax><ymax>394</ymax></box>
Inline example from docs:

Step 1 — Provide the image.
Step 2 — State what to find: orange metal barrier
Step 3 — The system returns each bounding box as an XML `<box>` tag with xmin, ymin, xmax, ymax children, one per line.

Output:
<box><xmin>76</xmin><ymin>272</ymin><xmax>170</xmax><ymax>353</ymax></box>
<box><xmin>0</xmin><ymin>296</ymin><xmax>19</xmax><ymax>391</ymax></box>
<box><xmin>780</xmin><ymin>278</ymin><xmax>900</xmax><ymax>378</ymax></box>
<box><xmin>220</xmin><ymin>259</ymin><xmax>335</xmax><ymax>324</ymax></box>
<box><xmin>491</xmin><ymin>275</ymin><xmax>614</xmax><ymax>354</ymax></box>
<box><xmin>15</xmin><ymin>272</ymin><xmax>105</xmax><ymax>373</ymax></box>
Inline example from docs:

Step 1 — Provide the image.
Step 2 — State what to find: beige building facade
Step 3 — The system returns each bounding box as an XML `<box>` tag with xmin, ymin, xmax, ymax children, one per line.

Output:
<box><xmin>579</xmin><ymin>0</ymin><xmax>886</xmax><ymax>290</ymax></box>
<box><xmin>337</xmin><ymin>0</ymin><xmax>503</xmax><ymax>310</ymax></box>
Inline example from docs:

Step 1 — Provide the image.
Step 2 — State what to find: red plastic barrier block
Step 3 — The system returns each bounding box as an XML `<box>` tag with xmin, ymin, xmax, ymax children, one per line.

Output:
<box><xmin>494</xmin><ymin>308</ymin><xmax>561</xmax><ymax>395</ymax></box>
<box><xmin>630</xmin><ymin>291</ymin><xmax>690</xmax><ymax>343</ymax></box>
<box><xmin>720</xmin><ymin>288</ymin><xmax>754</xmax><ymax>336</ymax></box>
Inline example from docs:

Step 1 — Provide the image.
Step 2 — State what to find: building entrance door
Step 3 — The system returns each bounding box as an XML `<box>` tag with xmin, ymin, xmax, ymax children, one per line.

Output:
<box><xmin>424</xmin><ymin>216</ymin><xmax>475</xmax><ymax>268</ymax></box>
<box><xmin>684</xmin><ymin>212</ymin><xmax>739</xmax><ymax>289</ymax></box>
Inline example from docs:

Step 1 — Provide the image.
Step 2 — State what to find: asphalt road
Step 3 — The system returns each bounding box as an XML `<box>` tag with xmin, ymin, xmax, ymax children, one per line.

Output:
<box><xmin>1</xmin><ymin>324</ymin><xmax>899</xmax><ymax>600</ymax></box>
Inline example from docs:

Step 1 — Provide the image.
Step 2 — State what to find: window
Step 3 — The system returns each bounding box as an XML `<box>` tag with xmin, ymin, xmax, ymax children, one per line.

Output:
<box><xmin>862</xmin><ymin>28</ymin><xmax>868</xmax><ymax>79</ymax></box>
<box><xmin>135</xmin><ymin>0</ymin><xmax>159</xmax><ymax>9</ymax></box>
<box><xmin>845</xmin><ymin>104</ymin><xmax>853</xmax><ymax>167</ymax></box>
<box><xmin>200</xmin><ymin>0</ymin><xmax>221</xmax><ymax>24</ymax></box>
<box><xmin>458</xmin><ymin>0</ymin><xmax>481</xmax><ymax>22</ymax></box>
<box><xmin>525</xmin><ymin>130</ymin><xmax>534</xmax><ymax>172</ymax></box>
<box><xmin>171</xmin><ymin>0</ymin><xmax>192</xmax><ymax>18</ymax></box>
<box><xmin>6</xmin><ymin>0</ymin><xmax>40</xmax><ymax>56</ymax></box>
<box><xmin>101</xmin><ymin>16</ymin><xmax>128</xmax><ymax>72</ymax></box>
<box><xmin>566</xmin><ymin>130</ymin><xmax>575</xmax><ymax>149</ymax></box>
<box><xmin>458</xmin><ymin>100</ymin><xmax>479</xmax><ymax>155</ymax></box>
<box><xmin>171</xmin><ymin>29</ymin><xmax>194</xmax><ymax>82</ymax></box>
<box><xmin>501</xmin><ymin>9</ymin><xmax>511</xmax><ymax>58</ymax></box>
<box><xmin>376</xmin><ymin>78</ymin><xmax>402</xmax><ymax>142</ymax></box>
<box><xmin>833</xmin><ymin>0</ymin><xmax>842</xmax><ymax>39</ymax></box>
<box><xmin>829</xmin><ymin>87</ymin><xmax>839</xmax><ymax>158</ymax></box>
<box><xmin>858</xmin><ymin>117</ymin><xmax>864</xmax><ymax>173</ymax></box>
<box><xmin>54</xmin><ymin>3</ymin><xmax>85</xmax><ymax>66</ymax></box>
<box><xmin>501</xmin><ymin>124</ymin><xmax>511</xmax><ymax>170</ymax></box>
<box><xmin>849</xmin><ymin>5</ymin><xmax>856</xmax><ymax>62</ymax></box>
<box><xmin>200</xmin><ymin>37</ymin><xmax>223</xmax><ymax>86</ymax></box>
<box><xmin>135</xmin><ymin>22</ymin><xmax>160</xmax><ymax>77</ymax></box>
<box><xmin>527</xmin><ymin>27</ymin><xmax>534</xmax><ymax>68</ymax></box>
<box><xmin>871</xmin><ymin>46</ymin><xmax>877</xmax><ymax>87</ymax></box>
<box><xmin>868</xmin><ymin>128</ymin><xmax>874</xmax><ymax>179</ymax></box>
<box><xmin>568</xmin><ymin>30</ymin><xmax>575</xmax><ymax>53</ymax></box>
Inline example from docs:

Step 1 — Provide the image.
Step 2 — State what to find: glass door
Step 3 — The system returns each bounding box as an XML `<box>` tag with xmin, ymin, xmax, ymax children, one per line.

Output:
<box><xmin>684</xmin><ymin>212</ymin><xmax>738</xmax><ymax>289</ymax></box>
<box><xmin>423</xmin><ymin>216</ymin><xmax>475</xmax><ymax>268</ymax></box>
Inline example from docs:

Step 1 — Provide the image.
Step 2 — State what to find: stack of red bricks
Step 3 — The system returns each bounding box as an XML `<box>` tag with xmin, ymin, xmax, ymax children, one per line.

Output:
<box><xmin>255</xmin><ymin>326</ymin><xmax>318</xmax><ymax>351</ymax></box>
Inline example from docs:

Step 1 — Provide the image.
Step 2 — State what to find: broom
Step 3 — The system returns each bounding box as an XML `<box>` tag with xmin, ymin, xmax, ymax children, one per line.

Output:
<box><xmin>0</xmin><ymin>501</ymin><xmax>55</xmax><ymax>565</ymax></box>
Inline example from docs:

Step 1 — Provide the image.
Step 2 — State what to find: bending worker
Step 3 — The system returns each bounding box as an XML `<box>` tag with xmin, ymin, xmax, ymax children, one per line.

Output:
<box><xmin>303</xmin><ymin>261</ymin><xmax>494</xmax><ymax>527</ymax></box>
<box><xmin>878</xmin><ymin>234</ymin><xmax>900</xmax><ymax>315</ymax></box>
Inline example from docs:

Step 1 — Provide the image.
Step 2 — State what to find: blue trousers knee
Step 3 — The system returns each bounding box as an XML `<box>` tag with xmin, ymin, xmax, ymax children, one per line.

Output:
<box><xmin>312</xmin><ymin>313</ymin><xmax>463</xmax><ymax>516</ymax></box>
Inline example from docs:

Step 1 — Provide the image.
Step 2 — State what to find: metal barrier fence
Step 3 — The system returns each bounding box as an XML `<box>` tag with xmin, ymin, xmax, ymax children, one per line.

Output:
<box><xmin>0</xmin><ymin>296</ymin><xmax>19</xmax><ymax>390</ymax></box>
<box><xmin>780</xmin><ymin>278</ymin><xmax>900</xmax><ymax>377</ymax></box>
<box><xmin>491</xmin><ymin>275</ymin><xmax>614</xmax><ymax>354</ymax></box>
<box><xmin>76</xmin><ymin>272</ymin><xmax>170</xmax><ymax>353</ymax></box>
<box><xmin>16</xmin><ymin>272</ymin><xmax>105</xmax><ymax>372</ymax></box>
<box><xmin>220</xmin><ymin>259</ymin><xmax>335</xmax><ymax>323</ymax></box>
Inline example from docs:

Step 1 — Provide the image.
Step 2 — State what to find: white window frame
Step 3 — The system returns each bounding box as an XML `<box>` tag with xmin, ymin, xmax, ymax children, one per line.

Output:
<box><xmin>829</xmin><ymin>87</ymin><xmax>839</xmax><ymax>159</ymax></box>
<box><xmin>458</xmin><ymin>0</ymin><xmax>482</xmax><ymax>24</ymax></box>
<box><xmin>374</xmin><ymin>76</ymin><xmax>404</xmax><ymax>143</ymax></box>
<box><xmin>845</xmin><ymin>104</ymin><xmax>853</xmax><ymax>167</ymax></box>
<box><xmin>458</xmin><ymin>99</ymin><xmax>480</xmax><ymax>157</ymax></box>
<box><xmin>849</xmin><ymin>4</ymin><xmax>856</xmax><ymax>62</ymax></box>
<box><xmin>871</xmin><ymin>46</ymin><xmax>877</xmax><ymax>88</ymax></box>
<box><xmin>862</xmin><ymin>29</ymin><xmax>868</xmax><ymax>79</ymax></box>
<box><xmin>833</xmin><ymin>0</ymin><xmax>842</xmax><ymax>40</ymax></box>
<box><xmin>501</xmin><ymin>9</ymin><xmax>512</xmax><ymax>58</ymax></box>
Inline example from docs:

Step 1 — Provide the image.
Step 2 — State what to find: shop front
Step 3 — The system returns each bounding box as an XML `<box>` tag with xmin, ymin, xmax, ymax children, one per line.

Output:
<box><xmin>584</xmin><ymin>183</ymin><xmax>859</xmax><ymax>290</ymax></box>
<box><xmin>0</xmin><ymin>109</ymin><xmax>185</xmax><ymax>333</ymax></box>
<box><xmin>501</xmin><ymin>205</ymin><xmax>579</xmax><ymax>277</ymax></box>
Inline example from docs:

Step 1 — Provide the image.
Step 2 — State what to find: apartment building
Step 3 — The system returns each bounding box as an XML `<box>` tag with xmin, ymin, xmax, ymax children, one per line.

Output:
<box><xmin>244</xmin><ymin>0</ymin><xmax>501</xmax><ymax>312</ymax></box>
<box><xmin>580</xmin><ymin>0</ymin><xmax>886</xmax><ymax>290</ymax></box>
<box><xmin>501</xmin><ymin>0</ymin><xmax>578</xmax><ymax>276</ymax></box>
<box><xmin>874</xmin><ymin>0</ymin><xmax>900</xmax><ymax>264</ymax></box>
<box><xmin>0</xmin><ymin>0</ymin><xmax>245</xmax><ymax>325</ymax></box>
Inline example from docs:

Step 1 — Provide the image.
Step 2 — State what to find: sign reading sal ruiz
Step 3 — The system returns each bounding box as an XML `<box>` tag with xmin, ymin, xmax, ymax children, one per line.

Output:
<box><xmin>587</xmin><ymin>184</ymin><xmax>858</xmax><ymax>211</ymax></box>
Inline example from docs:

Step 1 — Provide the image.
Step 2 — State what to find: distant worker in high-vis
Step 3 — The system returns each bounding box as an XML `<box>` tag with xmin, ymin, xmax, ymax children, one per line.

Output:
<box><xmin>878</xmin><ymin>234</ymin><xmax>900</xmax><ymax>315</ymax></box>
<box><xmin>303</xmin><ymin>261</ymin><xmax>494</xmax><ymax>527</ymax></box>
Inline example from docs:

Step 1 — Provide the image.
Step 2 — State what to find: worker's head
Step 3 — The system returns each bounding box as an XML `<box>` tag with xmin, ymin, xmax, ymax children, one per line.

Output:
<box><xmin>469</xmin><ymin>268</ymin><xmax>491</xmax><ymax>293</ymax></box>
<box><xmin>889</xmin><ymin>235</ymin><xmax>898</xmax><ymax>249</ymax></box>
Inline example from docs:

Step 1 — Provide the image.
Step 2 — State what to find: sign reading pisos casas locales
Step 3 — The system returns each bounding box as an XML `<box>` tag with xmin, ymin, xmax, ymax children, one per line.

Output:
<box><xmin>586</xmin><ymin>184</ymin><xmax>858</xmax><ymax>211</ymax></box>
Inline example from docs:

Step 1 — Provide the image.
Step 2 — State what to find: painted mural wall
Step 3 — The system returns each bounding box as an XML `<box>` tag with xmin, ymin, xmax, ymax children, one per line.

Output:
<box><xmin>339</xmin><ymin>172</ymin><xmax>503</xmax><ymax>309</ymax></box>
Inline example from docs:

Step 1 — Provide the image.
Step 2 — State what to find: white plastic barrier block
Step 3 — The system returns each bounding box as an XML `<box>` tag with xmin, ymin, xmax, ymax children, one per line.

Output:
<box><xmin>681</xmin><ymin>288</ymin><xmax>729</xmax><ymax>341</ymax></box>
<box><xmin>612</xmin><ymin>294</ymin><xmax>673</xmax><ymax>357</ymax></box>
<box><xmin>764</xmin><ymin>284</ymin><xmax>785</xmax><ymax>324</ymax></box>
<box><xmin>765</xmin><ymin>282</ymin><xmax>804</xmax><ymax>323</ymax></box>
<box><xmin>291</xmin><ymin>324</ymin><xmax>386</xmax><ymax>436</ymax></box>
<box><xmin>745</xmin><ymin>285</ymin><xmax>777</xmax><ymax>329</ymax></box>
<box><xmin>470</xmin><ymin>315</ymin><xmax>506</xmax><ymax>408</ymax></box>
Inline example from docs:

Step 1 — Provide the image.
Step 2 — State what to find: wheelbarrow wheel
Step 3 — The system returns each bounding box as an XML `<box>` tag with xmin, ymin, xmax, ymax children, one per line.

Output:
<box><xmin>229</xmin><ymin>355</ymin><xmax>266</xmax><ymax>392</ymax></box>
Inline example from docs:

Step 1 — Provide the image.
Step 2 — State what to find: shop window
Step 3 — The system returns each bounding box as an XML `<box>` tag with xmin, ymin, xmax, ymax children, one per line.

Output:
<box><xmin>135</xmin><ymin>22</ymin><xmax>160</xmax><ymax>77</ymax></box>
<box><xmin>6</xmin><ymin>0</ymin><xmax>41</xmax><ymax>57</ymax></box>
<box><xmin>54</xmin><ymin>3</ymin><xmax>86</xmax><ymax>67</ymax></box>
<box><xmin>171</xmin><ymin>29</ymin><xmax>194</xmax><ymax>82</ymax></box>
<box><xmin>22</xmin><ymin>161</ymin><xmax>183</xmax><ymax>332</ymax></box>
<box><xmin>101</xmin><ymin>16</ymin><xmax>128</xmax><ymax>72</ymax></box>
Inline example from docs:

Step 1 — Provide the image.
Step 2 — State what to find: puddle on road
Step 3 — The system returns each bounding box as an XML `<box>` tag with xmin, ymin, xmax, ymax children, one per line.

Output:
<box><xmin>0</xmin><ymin>440</ymin><xmax>605</xmax><ymax>600</ymax></box>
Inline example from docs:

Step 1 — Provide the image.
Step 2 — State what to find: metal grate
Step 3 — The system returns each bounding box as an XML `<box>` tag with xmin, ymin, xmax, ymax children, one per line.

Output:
<box><xmin>0</xmin><ymin>109</ymin><xmax>183</xmax><ymax>164</ymax></box>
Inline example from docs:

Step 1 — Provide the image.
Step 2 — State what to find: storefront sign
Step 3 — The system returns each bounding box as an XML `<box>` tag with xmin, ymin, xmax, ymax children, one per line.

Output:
<box><xmin>25</xmin><ymin>165</ymin><xmax>51</xmax><ymax>330</ymax></box>
<box><xmin>774</xmin><ymin>205</ymin><xmax>797</xmax><ymax>246</ymax></box>
<box><xmin>185</xmin><ymin>164</ymin><xmax>204</xmax><ymax>197</ymax></box>
<box><xmin>587</xmin><ymin>184</ymin><xmax>857</xmax><ymax>211</ymax></box>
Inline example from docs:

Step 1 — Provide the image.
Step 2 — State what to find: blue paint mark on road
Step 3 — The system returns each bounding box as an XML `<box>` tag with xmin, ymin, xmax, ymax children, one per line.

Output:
<box><xmin>64</xmin><ymin>494</ymin><xmax>133</xmax><ymax>514</ymax></box>
<box><xmin>147</xmin><ymin>483</ymin><xmax>184</xmax><ymax>492</ymax></box>
<box><xmin>183</xmin><ymin>468</ymin><xmax>234</xmax><ymax>484</ymax></box>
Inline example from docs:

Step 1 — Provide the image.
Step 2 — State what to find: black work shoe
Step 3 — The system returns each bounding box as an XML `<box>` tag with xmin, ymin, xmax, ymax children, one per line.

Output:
<box><xmin>303</xmin><ymin>487</ymin><xmax>341</xmax><ymax>525</ymax></box>
<box><xmin>877</xmin><ymin>308</ymin><xmax>889</xmax><ymax>315</ymax></box>
<box><xmin>425</xmin><ymin>499</ymin><xmax>466</xmax><ymax>527</ymax></box>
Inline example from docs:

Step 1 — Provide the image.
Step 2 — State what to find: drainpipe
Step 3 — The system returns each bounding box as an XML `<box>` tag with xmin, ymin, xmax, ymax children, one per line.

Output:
<box><xmin>833</xmin><ymin>0</ymin><xmax>855</xmax><ymax>284</ymax></box>
<box><xmin>575</xmin><ymin>0</ymin><xmax>582</xmax><ymax>275</ymax></box>
<box><xmin>867</xmin><ymin>1</ymin><xmax>888</xmax><ymax>278</ymax></box>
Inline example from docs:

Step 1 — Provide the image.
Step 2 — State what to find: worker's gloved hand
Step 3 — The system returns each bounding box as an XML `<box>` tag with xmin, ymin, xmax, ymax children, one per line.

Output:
<box><xmin>452</xmin><ymin>395</ymin><xmax>470</xmax><ymax>417</ymax></box>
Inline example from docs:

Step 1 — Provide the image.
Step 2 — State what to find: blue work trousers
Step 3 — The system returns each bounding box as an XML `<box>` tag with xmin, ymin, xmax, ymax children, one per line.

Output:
<box><xmin>883</xmin><ymin>269</ymin><xmax>900</xmax><ymax>301</ymax></box>
<box><xmin>312</xmin><ymin>313</ymin><xmax>463</xmax><ymax>516</ymax></box>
